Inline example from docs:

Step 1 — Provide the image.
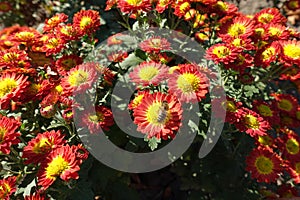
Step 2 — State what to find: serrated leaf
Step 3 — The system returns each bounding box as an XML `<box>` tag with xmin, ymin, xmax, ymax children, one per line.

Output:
<box><xmin>145</xmin><ymin>136</ymin><xmax>161</xmax><ymax>151</ymax></box>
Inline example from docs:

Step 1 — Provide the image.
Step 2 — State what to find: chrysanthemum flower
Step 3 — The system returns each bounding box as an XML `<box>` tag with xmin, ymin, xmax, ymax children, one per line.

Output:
<box><xmin>61</xmin><ymin>62</ymin><xmax>97</xmax><ymax>95</ymax></box>
<box><xmin>252</xmin><ymin>100</ymin><xmax>280</xmax><ymax>126</ymax></box>
<box><xmin>272</xmin><ymin>93</ymin><xmax>298</xmax><ymax>115</ymax></box>
<box><xmin>254</xmin><ymin>41</ymin><xmax>281</xmax><ymax>68</ymax></box>
<box><xmin>0</xmin><ymin>2</ymin><xmax>12</xmax><ymax>12</ymax></box>
<box><xmin>37</xmin><ymin>145</ymin><xmax>81</xmax><ymax>189</ymax></box>
<box><xmin>235</xmin><ymin>108</ymin><xmax>270</xmax><ymax>137</ymax></box>
<box><xmin>0</xmin><ymin>73</ymin><xmax>29</xmax><ymax>109</ymax></box>
<box><xmin>155</xmin><ymin>0</ymin><xmax>172</xmax><ymax>13</ymax></box>
<box><xmin>277</xmin><ymin>132</ymin><xmax>300</xmax><ymax>160</ymax></box>
<box><xmin>107</xmin><ymin>33</ymin><xmax>124</xmax><ymax>46</ymax></box>
<box><xmin>254</xmin><ymin>8</ymin><xmax>287</xmax><ymax>25</ymax></box>
<box><xmin>12</xmin><ymin>29</ymin><xmax>41</xmax><ymax>47</ymax></box>
<box><xmin>167</xmin><ymin>64</ymin><xmax>209</xmax><ymax>103</ymax></box>
<box><xmin>129</xmin><ymin>61</ymin><xmax>169</xmax><ymax>87</ymax></box>
<box><xmin>107</xmin><ymin>50</ymin><xmax>128</xmax><ymax>62</ymax></box>
<box><xmin>218</xmin><ymin>16</ymin><xmax>255</xmax><ymax>39</ymax></box>
<box><xmin>41</xmin><ymin>34</ymin><xmax>66</xmax><ymax>56</ymax></box>
<box><xmin>56</xmin><ymin>55</ymin><xmax>83</xmax><ymax>76</ymax></box>
<box><xmin>95</xmin><ymin>65</ymin><xmax>116</xmax><ymax>87</ymax></box>
<box><xmin>225</xmin><ymin>37</ymin><xmax>256</xmax><ymax>51</ymax></box>
<box><xmin>105</xmin><ymin>0</ymin><xmax>117</xmax><ymax>11</ymax></box>
<box><xmin>133</xmin><ymin>92</ymin><xmax>183</xmax><ymax>139</ymax></box>
<box><xmin>173</xmin><ymin>2</ymin><xmax>191</xmax><ymax>18</ymax></box>
<box><xmin>117</xmin><ymin>0</ymin><xmax>152</xmax><ymax>16</ymax></box>
<box><xmin>73</xmin><ymin>10</ymin><xmax>100</xmax><ymax>36</ymax></box>
<box><xmin>211</xmin><ymin>1</ymin><xmax>238</xmax><ymax>16</ymax></box>
<box><xmin>0</xmin><ymin>116</ymin><xmax>20</xmax><ymax>154</ymax></box>
<box><xmin>80</xmin><ymin>105</ymin><xmax>114</xmax><ymax>133</ymax></box>
<box><xmin>0</xmin><ymin>49</ymin><xmax>29</xmax><ymax>69</ymax></box>
<box><xmin>24</xmin><ymin>193</ymin><xmax>49</xmax><ymax>200</ymax></box>
<box><xmin>279</xmin><ymin>39</ymin><xmax>300</xmax><ymax>67</ymax></box>
<box><xmin>277</xmin><ymin>184</ymin><xmax>299</xmax><ymax>198</ymax></box>
<box><xmin>0</xmin><ymin>176</ymin><xmax>17</xmax><ymax>200</ymax></box>
<box><xmin>56</xmin><ymin>24</ymin><xmax>80</xmax><ymax>41</ymax></box>
<box><xmin>22</xmin><ymin>130</ymin><xmax>66</xmax><ymax>164</ymax></box>
<box><xmin>212</xmin><ymin>97</ymin><xmax>243</xmax><ymax>123</ymax></box>
<box><xmin>128</xmin><ymin>90</ymin><xmax>149</xmax><ymax>110</ymax></box>
<box><xmin>224</xmin><ymin>52</ymin><xmax>253</xmax><ymax>71</ymax></box>
<box><xmin>255</xmin><ymin>135</ymin><xmax>274</xmax><ymax>148</ymax></box>
<box><xmin>43</xmin><ymin>13</ymin><xmax>68</xmax><ymax>33</ymax></box>
<box><xmin>246</xmin><ymin>147</ymin><xmax>282</xmax><ymax>183</ymax></box>
<box><xmin>139</xmin><ymin>36</ymin><xmax>171</xmax><ymax>54</ymax></box>
<box><xmin>71</xmin><ymin>144</ymin><xmax>89</xmax><ymax>164</ymax></box>
<box><xmin>280</xmin><ymin>67</ymin><xmax>300</xmax><ymax>81</ymax></box>
<box><xmin>285</xmin><ymin>0</ymin><xmax>300</xmax><ymax>11</ymax></box>
<box><xmin>263</xmin><ymin>23</ymin><xmax>290</xmax><ymax>41</ymax></box>
<box><xmin>205</xmin><ymin>43</ymin><xmax>239</xmax><ymax>64</ymax></box>
<box><xmin>285</xmin><ymin>158</ymin><xmax>300</xmax><ymax>184</ymax></box>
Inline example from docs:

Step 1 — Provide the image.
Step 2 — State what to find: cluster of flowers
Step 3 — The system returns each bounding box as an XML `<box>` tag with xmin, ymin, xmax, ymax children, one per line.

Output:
<box><xmin>0</xmin><ymin>9</ymin><xmax>110</xmax><ymax>199</ymax></box>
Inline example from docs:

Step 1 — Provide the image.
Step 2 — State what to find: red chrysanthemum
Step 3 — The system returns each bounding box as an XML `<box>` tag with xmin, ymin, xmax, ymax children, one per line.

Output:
<box><xmin>43</xmin><ymin>13</ymin><xmax>68</xmax><ymax>33</ymax></box>
<box><xmin>0</xmin><ymin>73</ymin><xmax>29</xmax><ymax>109</ymax></box>
<box><xmin>12</xmin><ymin>29</ymin><xmax>41</xmax><ymax>47</ymax></box>
<box><xmin>173</xmin><ymin>1</ymin><xmax>191</xmax><ymax>18</ymax></box>
<box><xmin>285</xmin><ymin>158</ymin><xmax>300</xmax><ymax>184</ymax></box>
<box><xmin>24</xmin><ymin>193</ymin><xmax>50</xmax><ymax>200</ymax></box>
<box><xmin>71</xmin><ymin>144</ymin><xmax>89</xmax><ymax>164</ymax></box>
<box><xmin>167</xmin><ymin>64</ymin><xmax>209</xmax><ymax>103</ymax></box>
<box><xmin>139</xmin><ymin>36</ymin><xmax>171</xmax><ymax>54</ymax></box>
<box><xmin>218</xmin><ymin>16</ymin><xmax>255</xmax><ymax>39</ymax></box>
<box><xmin>0</xmin><ymin>176</ymin><xmax>17</xmax><ymax>200</ymax></box>
<box><xmin>107</xmin><ymin>33</ymin><xmax>124</xmax><ymax>46</ymax></box>
<box><xmin>107</xmin><ymin>50</ymin><xmax>128</xmax><ymax>62</ymax></box>
<box><xmin>56</xmin><ymin>55</ymin><xmax>83</xmax><ymax>76</ymax></box>
<box><xmin>223</xmin><ymin>52</ymin><xmax>253</xmax><ymax>71</ymax></box>
<box><xmin>252</xmin><ymin>100</ymin><xmax>280</xmax><ymax>126</ymax></box>
<box><xmin>263</xmin><ymin>23</ymin><xmax>290</xmax><ymax>41</ymax></box>
<box><xmin>55</xmin><ymin>24</ymin><xmax>80</xmax><ymax>41</ymax></box>
<box><xmin>80</xmin><ymin>105</ymin><xmax>114</xmax><ymax>133</ymax></box>
<box><xmin>129</xmin><ymin>61</ymin><xmax>169</xmax><ymax>87</ymax></box>
<box><xmin>0</xmin><ymin>2</ymin><xmax>12</xmax><ymax>12</ymax></box>
<box><xmin>22</xmin><ymin>130</ymin><xmax>67</xmax><ymax>164</ymax></box>
<box><xmin>0</xmin><ymin>49</ymin><xmax>29</xmax><ymax>69</ymax></box>
<box><xmin>272</xmin><ymin>93</ymin><xmax>298</xmax><ymax>115</ymax></box>
<box><xmin>277</xmin><ymin>184</ymin><xmax>299</xmax><ymax>198</ymax></box>
<box><xmin>211</xmin><ymin>1</ymin><xmax>238</xmax><ymax>16</ymax></box>
<box><xmin>133</xmin><ymin>92</ymin><xmax>183</xmax><ymax>139</ymax></box>
<box><xmin>205</xmin><ymin>43</ymin><xmax>240</xmax><ymax>64</ymax></box>
<box><xmin>61</xmin><ymin>62</ymin><xmax>98</xmax><ymax>95</ymax></box>
<box><xmin>277</xmin><ymin>132</ymin><xmax>300</xmax><ymax>160</ymax></box>
<box><xmin>41</xmin><ymin>34</ymin><xmax>66</xmax><ymax>56</ymax></box>
<box><xmin>0</xmin><ymin>116</ymin><xmax>20</xmax><ymax>154</ymax></box>
<box><xmin>279</xmin><ymin>39</ymin><xmax>300</xmax><ymax>67</ymax></box>
<box><xmin>235</xmin><ymin>108</ymin><xmax>270</xmax><ymax>137</ymax></box>
<box><xmin>117</xmin><ymin>0</ymin><xmax>152</xmax><ymax>16</ymax></box>
<box><xmin>73</xmin><ymin>10</ymin><xmax>101</xmax><ymax>36</ymax></box>
<box><xmin>155</xmin><ymin>0</ymin><xmax>172</xmax><ymax>13</ymax></box>
<box><xmin>37</xmin><ymin>145</ymin><xmax>81</xmax><ymax>190</ymax></box>
<box><xmin>246</xmin><ymin>146</ymin><xmax>282</xmax><ymax>183</ymax></box>
<box><xmin>254</xmin><ymin>41</ymin><xmax>281</xmax><ymax>68</ymax></box>
<box><xmin>254</xmin><ymin>8</ymin><xmax>287</xmax><ymax>25</ymax></box>
<box><xmin>128</xmin><ymin>90</ymin><xmax>149</xmax><ymax>110</ymax></box>
<box><xmin>285</xmin><ymin>0</ymin><xmax>300</xmax><ymax>11</ymax></box>
<box><xmin>255</xmin><ymin>135</ymin><xmax>275</xmax><ymax>148</ymax></box>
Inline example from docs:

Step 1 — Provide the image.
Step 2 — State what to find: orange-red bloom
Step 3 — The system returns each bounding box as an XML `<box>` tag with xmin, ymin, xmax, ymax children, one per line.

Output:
<box><xmin>22</xmin><ymin>130</ymin><xmax>67</xmax><ymax>164</ymax></box>
<box><xmin>246</xmin><ymin>147</ymin><xmax>282</xmax><ymax>183</ymax></box>
<box><xmin>254</xmin><ymin>8</ymin><xmax>287</xmax><ymax>25</ymax></box>
<box><xmin>0</xmin><ymin>176</ymin><xmax>17</xmax><ymax>200</ymax></box>
<box><xmin>139</xmin><ymin>36</ymin><xmax>171</xmax><ymax>54</ymax></box>
<box><xmin>272</xmin><ymin>93</ymin><xmax>298</xmax><ymax>115</ymax></box>
<box><xmin>43</xmin><ymin>13</ymin><xmax>68</xmax><ymax>33</ymax></box>
<box><xmin>254</xmin><ymin>41</ymin><xmax>281</xmax><ymax>68</ymax></box>
<box><xmin>0</xmin><ymin>49</ymin><xmax>29</xmax><ymax>69</ymax></box>
<box><xmin>205</xmin><ymin>43</ymin><xmax>239</xmax><ymax>64</ymax></box>
<box><xmin>73</xmin><ymin>10</ymin><xmax>101</xmax><ymax>36</ymax></box>
<box><xmin>167</xmin><ymin>64</ymin><xmax>209</xmax><ymax>103</ymax></box>
<box><xmin>277</xmin><ymin>132</ymin><xmax>300</xmax><ymax>160</ymax></box>
<box><xmin>0</xmin><ymin>116</ymin><xmax>20</xmax><ymax>154</ymax></box>
<box><xmin>38</xmin><ymin>145</ymin><xmax>81</xmax><ymax>189</ymax></box>
<box><xmin>24</xmin><ymin>193</ymin><xmax>49</xmax><ymax>200</ymax></box>
<box><xmin>129</xmin><ymin>61</ymin><xmax>169</xmax><ymax>87</ymax></box>
<box><xmin>117</xmin><ymin>0</ymin><xmax>151</xmax><ymax>17</ymax></box>
<box><xmin>279</xmin><ymin>39</ymin><xmax>300</xmax><ymax>67</ymax></box>
<box><xmin>133</xmin><ymin>92</ymin><xmax>182</xmax><ymax>139</ymax></box>
<box><xmin>56</xmin><ymin>55</ymin><xmax>83</xmax><ymax>76</ymax></box>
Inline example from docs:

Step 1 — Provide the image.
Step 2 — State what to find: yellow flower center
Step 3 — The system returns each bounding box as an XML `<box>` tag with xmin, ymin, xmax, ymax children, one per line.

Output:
<box><xmin>46</xmin><ymin>155</ymin><xmax>69</xmax><ymax>179</ymax></box>
<box><xmin>232</xmin><ymin>38</ymin><xmax>243</xmax><ymax>47</ymax></box>
<box><xmin>258</xmin><ymin>135</ymin><xmax>272</xmax><ymax>146</ymax></box>
<box><xmin>146</xmin><ymin>102</ymin><xmax>170</xmax><ymax>125</ymax></box>
<box><xmin>0</xmin><ymin>78</ymin><xmax>17</xmax><ymax>98</ymax></box>
<box><xmin>223</xmin><ymin>101</ymin><xmax>237</xmax><ymax>112</ymax></box>
<box><xmin>55</xmin><ymin>85</ymin><xmax>63</xmax><ymax>94</ymax></box>
<box><xmin>283</xmin><ymin>43</ymin><xmax>300</xmax><ymax>59</ymax></box>
<box><xmin>3</xmin><ymin>52</ymin><xmax>19</xmax><ymax>63</ymax></box>
<box><xmin>244</xmin><ymin>114</ymin><xmax>260</xmax><ymax>129</ymax></box>
<box><xmin>15</xmin><ymin>31</ymin><xmax>35</xmax><ymax>40</ymax></box>
<box><xmin>149</xmin><ymin>39</ymin><xmax>162</xmax><ymax>48</ymax></box>
<box><xmin>177</xmin><ymin>73</ymin><xmax>200</xmax><ymax>93</ymax></box>
<box><xmin>32</xmin><ymin>138</ymin><xmax>52</xmax><ymax>154</ymax></box>
<box><xmin>48</xmin><ymin>16</ymin><xmax>60</xmax><ymax>26</ymax></box>
<box><xmin>262</xmin><ymin>47</ymin><xmax>275</xmax><ymax>61</ymax></box>
<box><xmin>288</xmin><ymin>0</ymin><xmax>299</xmax><ymax>9</ymax></box>
<box><xmin>126</xmin><ymin>0</ymin><xmax>143</xmax><ymax>6</ymax></box>
<box><xmin>278</xmin><ymin>99</ymin><xmax>293</xmax><ymax>112</ymax></box>
<box><xmin>268</xmin><ymin>27</ymin><xmax>281</xmax><ymax>37</ymax></box>
<box><xmin>295</xmin><ymin>162</ymin><xmax>300</xmax><ymax>174</ymax></box>
<box><xmin>131</xmin><ymin>94</ymin><xmax>144</xmax><ymax>109</ymax></box>
<box><xmin>0</xmin><ymin>127</ymin><xmax>7</xmax><ymax>142</ymax></box>
<box><xmin>255</xmin><ymin>155</ymin><xmax>274</xmax><ymax>174</ymax></box>
<box><xmin>46</xmin><ymin>38</ymin><xmax>60</xmax><ymax>49</ymax></box>
<box><xmin>88</xmin><ymin>112</ymin><xmax>104</xmax><ymax>123</ymax></box>
<box><xmin>228</xmin><ymin>23</ymin><xmax>246</xmax><ymax>37</ymax></box>
<box><xmin>257</xmin><ymin>104</ymin><xmax>273</xmax><ymax>117</ymax></box>
<box><xmin>138</xmin><ymin>66</ymin><xmax>159</xmax><ymax>81</ymax></box>
<box><xmin>258</xmin><ymin>13</ymin><xmax>274</xmax><ymax>24</ymax></box>
<box><xmin>80</xmin><ymin>17</ymin><xmax>92</xmax><ymax>29</ymax></box>
<box><xmin>179</xmin><ymin>2</ymin><xmax>190</xmax><ymax>13</ymax></box>
<box><xmin>0</xmin><ymin>3</ymin><xmax>10</xmax><ymax>12</ymax></box>
<box><xmin>215</xmin><ymin>1</ymin><xmax>228</xmax><ymax>11</ymax></box>
<box><xmin>212</xmin><ymin>46</ymin><xmax>231</xmax><ymax>58</ymax></box>
<box><xmin>286</xmin><ymin>138</ymin><xmax>299</xmax><ymax>155</ymax></box>
<box><xmin>60</xmin><ymin>25</ymin><xmax>73</xmax><ymax>36</ymax></box>
<box><xmin>68</xmin><ymin>70</ymin><xmax>89</xmax><ymax>87</ymax></box>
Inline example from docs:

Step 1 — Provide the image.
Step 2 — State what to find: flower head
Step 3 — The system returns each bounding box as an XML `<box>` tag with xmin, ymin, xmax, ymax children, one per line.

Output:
<box><xmin>129</xmin><ymin>61</ymin><xmax>169</xmax><ymax>87</ymax></box>
<box><xmin>167</xmin><ymin>64</ymin><xmax>209</xmax><ymax>103</ymax></box>
<box><xmin>139</xmin><ymin>36</ymin><xmax>171</xmax><ymax>54</ymax></box>
<box><xmin>117</xmin><ymin>0</ymin><xmax>151</xmax><ymax>17</ymax></box>
<box><xmin>38</xmin><ymin>145</ymin><xmax>81</xmax><ymax>189</ymax></box>
<box><xmin>0</xmin><ymin>176</ymin><xmax>17</xmax><ymax>200</ymax></box>
<box><xmin>43</xmin><ymin>13</ymin><xmax>68</xmax><ymax>33</ymax></box>
<box><xmin>133</xmin><ymin>92</ymin><xmax>182</xmax><ymax>139</ymax></box>
<box><xmin>73</xmin><ymin>10</ymin><xmax>101</xmax><ymax>36</ymax></box>
<box><xmin>246</xmin><ymin>147</ymin><xmax>282</xmax><ymax>183</ymax></box>
<box><xmin>56</xmin><ymin>55</ymin><xmax>83</xmax><ymax>76</ymax></box>
<box><xmin>254</xmin><ymin>8</ymin><xmax>287</xmax><ymax>25</ymax></box>
<box><xmin>24</xmin><ymin>193</ymin><xmax>49</xmax><ymax>200</ymax></box>
<box><xmin>22</xmin><ymin>130</ymin><xmax>67</xmax><ymax>164</ymax></box>
<box><xmin>0</xmin><ymin>116</ymin><xmax>20</xmax><ymax>154</ymax></box>
<box><xmin>205</xmin><ymin>43</ymin><xmax>239</xmax><ymax>64</ymax></box>
<box><xmin>279</xmin><ymin>39</ymin><xmax>300</xmax><ymax>67</ymax></box>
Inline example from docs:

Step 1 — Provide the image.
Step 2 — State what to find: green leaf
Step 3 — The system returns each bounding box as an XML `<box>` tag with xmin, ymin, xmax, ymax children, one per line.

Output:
<box><xmin>145</xmin><ymin>136</ymin><xmax>161</xmax><ymax>151</ymax></box>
